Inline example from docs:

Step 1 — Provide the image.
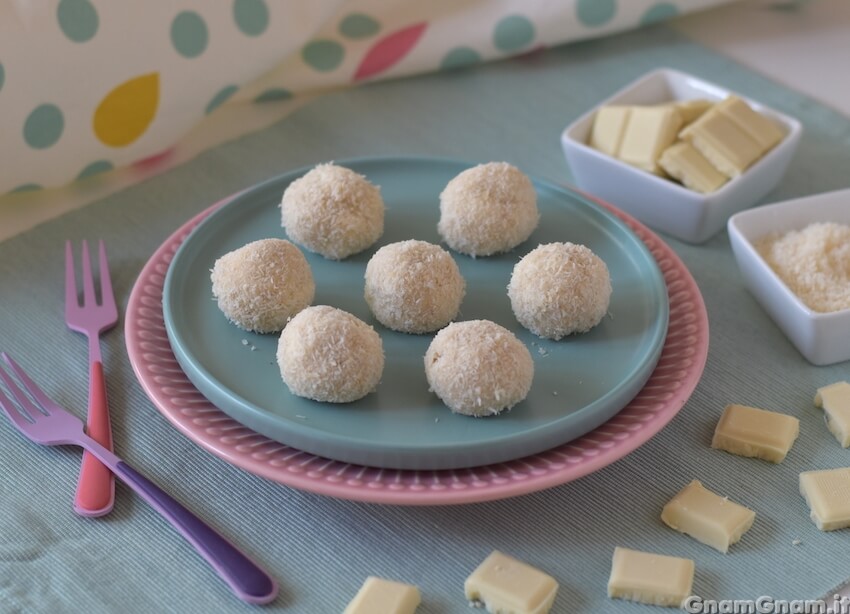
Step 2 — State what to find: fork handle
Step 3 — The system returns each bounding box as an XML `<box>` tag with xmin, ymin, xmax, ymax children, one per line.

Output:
<box><xmin>78</xmin><ymin>434</ymin><xmax>278</xmax><ymax>604</ymax></box>
<box><xmin>74</xmin><ymin>361</ymin><xmax>115</xmax><ymax>517</ymax></box>
<box><xmin>112</xmin><ymin>461</ymin><xmax>278</xmax><ymax>605</ymax></box>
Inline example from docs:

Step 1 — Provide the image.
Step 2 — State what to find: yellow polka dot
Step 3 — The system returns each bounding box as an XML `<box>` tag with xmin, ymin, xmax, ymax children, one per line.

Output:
<box><xmin>93</xmin><ymin>73</ymin><xmax>159</xmax><ymax>147</ymax></box>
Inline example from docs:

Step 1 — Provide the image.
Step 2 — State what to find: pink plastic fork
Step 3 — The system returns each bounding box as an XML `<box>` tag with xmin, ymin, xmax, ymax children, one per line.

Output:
<box><xmin>66</xmin><ymin>240</ymin><xmax>118</xmax><ymax>517</ymax></box>
<box><xmin>0</xmin><ymin>353</ymin><xmax>278</xmax><ymax>604</ymax></box>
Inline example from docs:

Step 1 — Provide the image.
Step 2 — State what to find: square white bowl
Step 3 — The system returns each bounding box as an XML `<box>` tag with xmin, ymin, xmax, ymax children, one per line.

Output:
<box><xmin>728</xmin><ymin>188</ymin><xmax>850</xmax><ymax>366</ymax></box>
<box><xmin>561</xmin><ymin>68</ymin><xmax>802</xmax><ymax>244</ymax></box>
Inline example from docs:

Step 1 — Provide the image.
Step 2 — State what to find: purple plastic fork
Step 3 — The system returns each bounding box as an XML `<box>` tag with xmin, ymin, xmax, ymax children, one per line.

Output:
<box><xmin>0</xmin><ymin>353</ymin><xmax>278</xmax><ymax>605</ymax></box>
<box><xmin>66</xmin><ymin>240</ymin><xmax>117</xmax><ymax>517</ymax></box>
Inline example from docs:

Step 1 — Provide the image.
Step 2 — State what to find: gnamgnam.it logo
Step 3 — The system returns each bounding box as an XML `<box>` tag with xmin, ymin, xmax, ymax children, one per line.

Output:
<box><xmin>684</xmin><ymin>594</ymin><xmax>850</xmax><ymax>614</ymax></box>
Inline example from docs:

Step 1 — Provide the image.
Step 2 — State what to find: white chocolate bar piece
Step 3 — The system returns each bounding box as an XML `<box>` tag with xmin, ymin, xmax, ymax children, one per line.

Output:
<box><xmin>674</xmin><ymin>99</ymin><xmax>713</xmax><ymax>124</ymax></box>
<box><xmin>343</xmin><ymin>577</ymin><xmax>421</xmax><ymax>614</ymax></box>
<box><xmin>589</xmin><ymin>106</ymin><xmax>632</xmax><ymax>157</ymax></box>
<box><xmin>679</xmin><ymin>107</ymin><xmax>763</xmax><ymax>177</ymax></box>
<box><xmin>716</xmin><ymin>96</ymin><xmax>784</xmax><ymax>153</ymax></box>
<box><xmin>659</xmin><ymin>141</ymin><xmax>728</xmax><ymax>193</ymax></box>
<box><xmin>661</xmin><ymin>480</ymin><xmax>756</xmax><ymax>553</ymax></box>
<box><xmin>465</xmin><ymin>551</ymin><xmax>558</xmax><ymax>614</ymax></box>
<box><xmin>607</xmin><ymin>547</ymin><xmax>694</xmax><ymax>608</ymax></box>
<box><xmin>800</xmin><ymin>468</ymin><xmax>850</xmax><ymax>531</ymax></box>
<box><xmin>618</xmin><ymin>106</ymin><xmax>683</xmax><ymax>174</ymax></box>
<box><xmin>711</xmin><ymin>404</ymin><xmax>799</xmax><ymax>463</ymax></box>
<box><xmin>815</xmin><ymin>381</ymin><xmax>850</xmax><ymax>447</ymax></box>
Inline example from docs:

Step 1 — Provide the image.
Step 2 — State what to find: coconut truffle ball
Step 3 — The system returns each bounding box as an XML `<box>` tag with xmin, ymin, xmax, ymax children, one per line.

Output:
<box><xmin>438</xmin><ymin>162</ymin><xmax>539</xmax><ymax>257</ymax></box>
<box><xmin>211</xmin><ymin>238</ymin><xmax>314</xmax><ymax>333</ymax></box>
<box><xmin>508</xmin><ymin>242</ymin><xmax>612</xmax><ymax>340</ymax></box>
<box><xmin>364</xmin><ymin>240</ymin><xmax>466</xmax><ymax>334</ymax></box>
<box><xmin>277</xmin><ymin>305</ymin><xmax>384</xmax><ymax>403</ymax></box>
<box><xmin>424</xmin><ymin>320</ymin><xmax>534</xmax><ymax>417</ymax></box>
<box><xmin>280</xmin><ymin>163</ymin><xmax>384</xmax><ymax>260</ymax></box>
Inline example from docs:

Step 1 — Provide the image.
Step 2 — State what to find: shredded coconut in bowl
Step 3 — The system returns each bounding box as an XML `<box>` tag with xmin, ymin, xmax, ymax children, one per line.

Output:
<box><xmin>755</xmin><ymin>222</ymin><xmax>850</xmax><ymax>313</ymax></box>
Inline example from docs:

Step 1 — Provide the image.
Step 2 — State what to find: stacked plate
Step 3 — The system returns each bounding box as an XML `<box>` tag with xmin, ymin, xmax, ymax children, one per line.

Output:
<box><xmin>125</xmin><ymin>157</ymin><xmax>708</xmax><ymax>505</ymax></box>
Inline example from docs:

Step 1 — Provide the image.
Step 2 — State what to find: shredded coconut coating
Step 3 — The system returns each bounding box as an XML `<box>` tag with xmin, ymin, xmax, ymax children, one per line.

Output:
<box><xmin>277</xmin><ymin>305</ymin><xmax>384</xmax><ymax>403</ymax></box>
<box><xmin>424</xmin><ymin>320</ymin><xmax>534</xmax><ymax>417</ymax></box>
<box><xmin>280</xmin><ymin>163</ymin><xmax>384</xmax><ymax>260</ymax></box>
<box><xmin>756</xmin><ymin>222</ymin><xmax>850</xmax><ymax>313</ymax></box>
<box><xmin>438</xmin><ymin>162</ymin><xmax>539</xmax><ymax>257</ymax></box>
<box><xmin>364</xmin><ymin>240</ymin><xmax>466</xmax><ymax>334</ymax></box>
<box><xmin>210</xmin><ymin>238</ymin><xmax>314</xmax><ymax>333</ymax></box>
<box><xmin>508</xmin><ymin>242</ymin><xmax>612</xmax><ymax>339</ymax></box>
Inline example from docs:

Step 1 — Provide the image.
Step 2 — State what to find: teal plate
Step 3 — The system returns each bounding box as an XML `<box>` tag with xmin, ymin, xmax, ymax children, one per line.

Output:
<box><xmin>163</xmin><ymin>157</ymin><xmax>669</xmax><ymax>470</ymax></box>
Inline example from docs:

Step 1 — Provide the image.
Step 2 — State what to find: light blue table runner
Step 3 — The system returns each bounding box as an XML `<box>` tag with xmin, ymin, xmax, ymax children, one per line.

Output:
<box><xmin>2</xmin><ymin>25</ymin><xmax>850</xmax><ymax>613</ymax></box>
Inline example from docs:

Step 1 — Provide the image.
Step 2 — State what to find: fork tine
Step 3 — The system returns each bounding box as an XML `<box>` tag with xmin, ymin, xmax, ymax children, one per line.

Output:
<box><xmin>0</xmin><ymin>356</ymin><xmax>41</xmax><ymax>421</ymax></box>
<box><xmin>97</xmin><ymin>240</ymin><xmax>116</xmax><ymax>311</ymax></box>
<box><xmin>1</xmin><ymin>353</ymin><xmax>54</xmax><ymax>412</ymax></box>
<box><xmin>0</xmin><ymin>379</ymin><xmax>34</xmax><ymax>429</ymax></box>
<box><xmin>65</xmin><ymin>240</ymin><xmax>79</xmax><ymax>311</ymax></box>
<box><xmin>81</xmin><ymin>240</ymin><xmax>97</xmax><ymax>306</ymax></box>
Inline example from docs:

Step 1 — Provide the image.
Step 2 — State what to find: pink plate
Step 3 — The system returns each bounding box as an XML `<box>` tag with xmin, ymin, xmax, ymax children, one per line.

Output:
<box><xmin>125</xmin><ymin>193</ymin><xmax>708</xmax><ymax>505</ymax></box>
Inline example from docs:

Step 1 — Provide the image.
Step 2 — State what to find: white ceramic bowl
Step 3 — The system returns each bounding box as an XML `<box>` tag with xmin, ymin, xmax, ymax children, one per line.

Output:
<box><xmin>728</xmin><ymin>188</ymin><xmax>850</xmax><ymax>366</ymax></box>
<box><xmin>561</xmin><ymin>68</ymin><xmax>803</xmax><ymax>244</ymax></box>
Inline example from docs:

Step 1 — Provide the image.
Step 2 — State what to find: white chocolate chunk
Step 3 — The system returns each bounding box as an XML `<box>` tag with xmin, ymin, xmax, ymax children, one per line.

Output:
<box><xmin>618</xmin><ymin>106</ymin><xmax>683</xmax><ymax>174</ymax></box>
<box><xmin>674</xmin><ymin>99</ymin><xmax>713</xmax><ymax>125</ymax></box>
<box><xmin>661</xmin><ymin>480</ymin><xmax>756</xmax><ymax>553</ymax></box>
<box><xmin>589</xmin><ymin>106</ymin><xmax>632</xmax><ymax>157</ymax></box>
<box><xmin>659</xmin><ymin>141</ymin><xmax>728</xmax><ymax>193</ymax></box>
<box><xmin>711</xmin><ymin>404</ymin><xmax>800</xmax><ymax>463</ymax></box>
<box><xmin>607</xmin><ymin>547</ymin><xmax>694</xmax><ymax>608</ymax></box>
<box><xmin>680</xmin><ymin>107</ymin><xmax>763</xmax><ymax>177</ymax></box>
<box><xmin>464</xmin><ymin>551</ymin><xmax>558</xmax><ymax>614</ymax></box>
<box><xmin>716</xmin><ymin>96</ymin><xmax>784</xmax><ymax>153</ymax></box>
<box><xmin>800</xmin><ymin>468</ymin><xmax>850</xmax><ymax>531</ymax></box>
<box><xmin>815</xmin><ymin>381</ymin><xmax>850</xmax><ymax>447</ymax></box>
<box><xmin>343</xmin><ymin>577</ymin><xmax>421</xmax><ymax>614</ymax></box>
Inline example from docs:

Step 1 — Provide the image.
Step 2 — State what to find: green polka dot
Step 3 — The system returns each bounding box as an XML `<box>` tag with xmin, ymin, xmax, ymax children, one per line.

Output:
<box><xmin>171</xmin><ymin>11</ymin><xmax>208</xmax><ymax>58</ymax></box>
<box><xmin>302</xmin><ymin>40</ymin><xmax>344</xmax><ymax>72</ymax></box>
<box><xmin>233</xmin><ymin>0</ymin><xmax>269</xmax><ymax>36</ymax></box>
<box><xmin>9</xmin><ymin>184</ymin><xmax>42</xmax><ymax>194</ymax></box>
<box><xmin>576</xmin><ymin>0</ymin><xmax>617</xmax><ymax>27</ymax></box>
<box><xmin>493</xmin><ymin>15</ymin><xmax>535</xmax><ymax>52</ymax></box>
<box><xmin>57</xmin><ymin>0</ymin><xmax>99</xmax><ymax>43</ymax></box>
<box><xmin>339</xmin><ymin>13</ymin><xmax>380</xmax><ymax>39</ymax></box>
<box><xmin>440</xmin><ymin>47</ymin><xmax>481</xmax><ymax>71</ymax></box>
<box><xmin>0</xmin><ymin>63</ymin><xmax>4</xmax><ymax>92</ymax></box>
<box><xmin>77</xmin><ymin>160</ymin><xmax>114</xmax><ymax>180</ymax></box>
<box><xmin>23</xmin><ymin>104</ymin><xmax>64</xmax><ymax>149</ymax></box>
<box><xmin>206</xmin><ymin>85</ymin><xmax>238</xmax><ymax>114</ymax></box>
<box><xmin>640</xmin><ymin>3</ymin><xmax>679</xmax><ymax>25</ymax></box>
<box><xmin>253</xmin><ymin>88</ymin><xmax>293</xmax><ymax>103</ymax></box>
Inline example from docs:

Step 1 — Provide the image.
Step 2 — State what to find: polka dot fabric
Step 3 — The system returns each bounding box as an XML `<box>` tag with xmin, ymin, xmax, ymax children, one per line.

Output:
<box><xmin>0</xmin><ymin>0</ymin><xmax>727</xmax><ymax>194</ymax></box>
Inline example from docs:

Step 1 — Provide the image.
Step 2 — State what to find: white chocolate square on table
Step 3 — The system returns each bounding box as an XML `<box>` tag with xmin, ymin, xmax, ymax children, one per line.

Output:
<box><xmin>815</xmin><ymin>381</ymin><xmax>850</xmax><ymax>447</ymax></box>
<box><xmin>661</xmin><ymin>480</ymin><xmax>756</xmax><ymax>553</ymax></box>
<box><xmin>800</xmin><ymin>468</ymin><xmax>850</xmax><ymax>531</ymax></box>
<box><xmin>465</xmin><ymin>551</ymin><xmax>559</xmax><ymax>614</ymax></box>
<box><xmin>711</xmin><ymin>404</ymin><xmax>800</xmax><ymax>463</ymax></box>
<box><xmin>607</xmin><ymin>547</ymin><xmax>694</xmax><ymax>608</ymax></box>
<box><xmin>343</xmin><ymin>576</ymin><xmax>421</xmax><ymax>614</ymax></box>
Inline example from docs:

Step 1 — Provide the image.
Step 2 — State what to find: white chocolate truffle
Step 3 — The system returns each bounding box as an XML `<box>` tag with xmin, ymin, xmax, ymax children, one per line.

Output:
<box><xmin>280</xmin><ymin>163</ymin><xmax>384</xmax><ymax>260</ymax></box>
<box><xmin>277</xmin><ymin>306</ymin><xmax>384</xmax><ymax>403</ymax></box>
<box><xmin>438</xmin><ymin>162</ymin><xmax>539</xmax><ymax>257</ymax></box>
<box><xmin>364</xmin><ymin>240</ymin><xmax>466</xmax><ymax>334</ymax></box>
<box><xmin>424</xmin><ymin>320</ymin><xmax>533</xmax><ymax>417</ymax></box>
<box><xmin>508</xmin><ymin>242</ymin><xmax>611</xmax><ymax>339</ymax></box>
<box><xmin>211</xmin><ymin>238</ymin><xmax>314</xmax><ymax>333</ymax></box>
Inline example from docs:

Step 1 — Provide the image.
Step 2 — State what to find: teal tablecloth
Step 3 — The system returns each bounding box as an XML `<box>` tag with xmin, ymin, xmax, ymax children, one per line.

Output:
<box><xmin>2</xmin><ymin>25</ymin><xmax>850</xmax><ymax>613</ymax></box>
